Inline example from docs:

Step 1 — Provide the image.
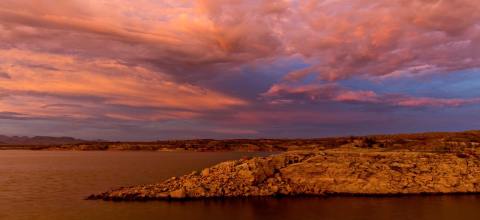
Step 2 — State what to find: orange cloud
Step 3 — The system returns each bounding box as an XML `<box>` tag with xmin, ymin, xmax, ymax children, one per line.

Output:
<box><xmin>0</xmin><ymin>49</ymin><xmax>246</xmax><ymax>121</ymax></box>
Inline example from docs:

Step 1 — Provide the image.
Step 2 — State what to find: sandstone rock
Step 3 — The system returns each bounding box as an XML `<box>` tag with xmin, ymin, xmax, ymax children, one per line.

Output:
<box><xmin>201</xmin><ymin>168</ymin><xmax>210</xmax><ymax>176</ymax></box>
<box><xmin>169</xmin><ymin>188</ymin><xmax>186</xmax><ymax>199</ymax></box>
<box><xmin>191</xmin><ymin>186</ymin><xmax>207</xmax><ymax>196</ymax></box>
<box><xmin>238</xmin><ymin>170</ymin><xmax>255</xmax><ymax>183</ymax></box>
<box><xmin>89</xmin><ymin>148</ymin><xmax>480</xmax><ymax>201</ymax></box>
<box><xmin>155</xmin><ymin>193</ymin><xmax>169</xmax><ymax>199</ymax></box>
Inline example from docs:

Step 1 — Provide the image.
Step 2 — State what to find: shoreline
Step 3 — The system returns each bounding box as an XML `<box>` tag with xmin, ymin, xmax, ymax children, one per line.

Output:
<box><xmin>0</xmin><ymin>148</ymin><xmax>282</xmax><ymax>153</ymax></box>
<box><xmin>88</xmin><ymin>192</ymin><xmax>480</xmax><ymax>202</ymax></box>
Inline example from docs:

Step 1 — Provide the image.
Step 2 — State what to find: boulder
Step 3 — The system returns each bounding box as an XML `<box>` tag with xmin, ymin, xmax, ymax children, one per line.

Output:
<box><xmin>169</xmin><ymin>188</ymin><xmax>186</xmax><ymax>199</ymax></box>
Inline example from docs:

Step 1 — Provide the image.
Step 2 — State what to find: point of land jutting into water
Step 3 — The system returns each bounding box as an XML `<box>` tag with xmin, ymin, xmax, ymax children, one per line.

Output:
<box><xmin>3</xmin><ymin>131</ymin><xmax>480</xmax><ymax>201</ymax></box>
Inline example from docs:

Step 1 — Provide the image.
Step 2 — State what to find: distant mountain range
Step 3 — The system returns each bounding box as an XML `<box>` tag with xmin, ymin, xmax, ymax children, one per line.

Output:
<box><xmin>0</xmin><ymin>135</ymin><xmax>86</xmax><ymax>145</ymax></box>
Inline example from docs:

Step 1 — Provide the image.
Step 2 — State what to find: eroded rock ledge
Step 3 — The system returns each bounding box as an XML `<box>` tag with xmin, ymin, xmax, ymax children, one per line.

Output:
<box><xmin>88</xmin><ymin>148</ymin><xmax>480</xmax><ymax>201</ymax></box>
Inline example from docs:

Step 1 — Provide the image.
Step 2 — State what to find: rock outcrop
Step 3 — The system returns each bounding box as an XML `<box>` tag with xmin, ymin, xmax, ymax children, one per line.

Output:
<box><xmin>88</xmin><ymin>148</ymin><xmax>480</xmax><ymax>201</ymax></box>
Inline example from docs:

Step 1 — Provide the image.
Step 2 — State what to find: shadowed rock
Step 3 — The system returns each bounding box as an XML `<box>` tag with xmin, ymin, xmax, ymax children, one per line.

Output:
<box><xmin>88</xmin><ymin>148</ymin><xmax>480</xmax><ymax>201</ymax></box>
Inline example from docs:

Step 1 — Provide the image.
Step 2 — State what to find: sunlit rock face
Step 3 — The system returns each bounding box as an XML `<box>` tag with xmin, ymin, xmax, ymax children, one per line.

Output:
<box><xmin>89</xmin><ymin>148</ymin><xmax>480</xmax><ymax>200</ymax></box>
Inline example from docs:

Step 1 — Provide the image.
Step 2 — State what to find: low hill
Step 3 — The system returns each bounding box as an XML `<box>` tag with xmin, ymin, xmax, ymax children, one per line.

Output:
<box><xmin>1</xmin><ymin>130</ymin><xmax>480</xmax><ymax>152</ymax></box>
<box><xmin>0</xmin><ymin>135</ymin><xmax>86</xmax><ymax>146</ymax></box>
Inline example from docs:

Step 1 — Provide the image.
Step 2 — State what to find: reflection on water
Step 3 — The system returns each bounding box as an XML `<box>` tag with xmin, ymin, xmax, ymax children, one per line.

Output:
<box><xmin>1</xmin><ymin>150</ymin><xmax>480</xmax><ymax>220</ymax></box>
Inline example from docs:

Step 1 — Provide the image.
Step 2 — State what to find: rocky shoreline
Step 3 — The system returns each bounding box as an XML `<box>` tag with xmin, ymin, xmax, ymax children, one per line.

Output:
<box><xmin>88</xmin><ymin>147</ymin><xmax>480</xmax><ymax>201</ymax></box>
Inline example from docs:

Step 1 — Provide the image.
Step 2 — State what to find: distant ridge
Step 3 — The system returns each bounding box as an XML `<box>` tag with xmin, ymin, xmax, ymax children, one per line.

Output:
<box><xmin>0</xmin><ymin>135</ymin><xmax>86</xmax><ymax>145</ymax></box>
<box><xmin>1</xmin><ymin>130</ymin><xmax>480</xmax><ymax>151</ymax></box>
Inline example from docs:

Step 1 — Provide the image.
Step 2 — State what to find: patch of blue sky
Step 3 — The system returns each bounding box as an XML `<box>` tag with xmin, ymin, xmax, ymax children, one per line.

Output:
<box><xmin>242</xmin><ymin>55</ymin><xmax>310</xmax><ymax>78</ymax></box>
<box><xmin>202</xmin><ymin>56</ymin><xmax>313</xmax><ymax>99</ymax></box>
<box><xmin>339</xmin><ymin>68</ymin><xmax>480</xmax><ymax>98</ymax></box>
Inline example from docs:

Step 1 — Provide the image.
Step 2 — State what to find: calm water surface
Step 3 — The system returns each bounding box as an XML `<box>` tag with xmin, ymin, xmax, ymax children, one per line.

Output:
<box><xmin>1</xmin><ymin>150</ymin><xmax>480</xmax><ymax>220</ymax></box>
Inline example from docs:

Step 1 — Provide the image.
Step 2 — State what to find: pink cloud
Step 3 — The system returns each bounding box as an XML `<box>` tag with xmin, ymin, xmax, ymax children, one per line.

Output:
<box><xmin>263</xmin><ymin>83</ymin><xmax>380</xmax><ymax>104</ymax></box>
<box><xmin>263</xmin><ymin>83</ymin><xmax>480</xmax><ymax>108</ymax></box>
<box><xmin>393</xmin><ymin>97</ymin><xmax>480</xmax><ymax>107</ymax></box>
<box><xmin>281</xmin><ymin>0</ymin><xmax>480</xmax><ymax>81</ymax></box>
<box><xmin>1</xmin><ymin>0</ymin><xmax>478</xmax><ymax>83</ymax></box>
<box><xmin>333</xmin><ymin>90</ymin><xmax>379</xmax><ymax>103</ymax></box>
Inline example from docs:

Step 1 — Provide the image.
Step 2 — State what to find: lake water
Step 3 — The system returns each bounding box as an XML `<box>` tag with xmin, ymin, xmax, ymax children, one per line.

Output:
<box><xmin>1</xmin><ymin>150</ymin><xmax>480</xmax><ymax>220</ymax></box>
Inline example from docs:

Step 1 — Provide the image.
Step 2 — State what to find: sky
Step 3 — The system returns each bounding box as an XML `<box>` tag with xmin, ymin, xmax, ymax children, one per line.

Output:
<box><xmin>0</xmin><ymin>0</ymin><xmax>479</xmax><ymax>140</ymax></box>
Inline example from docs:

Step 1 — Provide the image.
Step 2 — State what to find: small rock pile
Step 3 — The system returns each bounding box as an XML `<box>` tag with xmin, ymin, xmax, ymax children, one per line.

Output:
<box><xmin>88</xmin><ymin>148</ymin><xmax>480</xmax><ymax>201</ymax></box>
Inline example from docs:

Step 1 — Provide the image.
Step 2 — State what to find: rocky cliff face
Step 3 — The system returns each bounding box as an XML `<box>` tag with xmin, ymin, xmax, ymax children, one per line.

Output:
<box><xmin>88</xmin><ymin>147</ymin><xmax>480</xmax><ymax>201</ymax></box>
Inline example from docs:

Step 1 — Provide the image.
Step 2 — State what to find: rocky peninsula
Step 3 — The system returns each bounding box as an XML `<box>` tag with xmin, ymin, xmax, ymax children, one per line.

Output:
<box><xmin>88</xmin><ymin>146</ymin><xmax>480</xmax><ymax>201</ymax></box>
